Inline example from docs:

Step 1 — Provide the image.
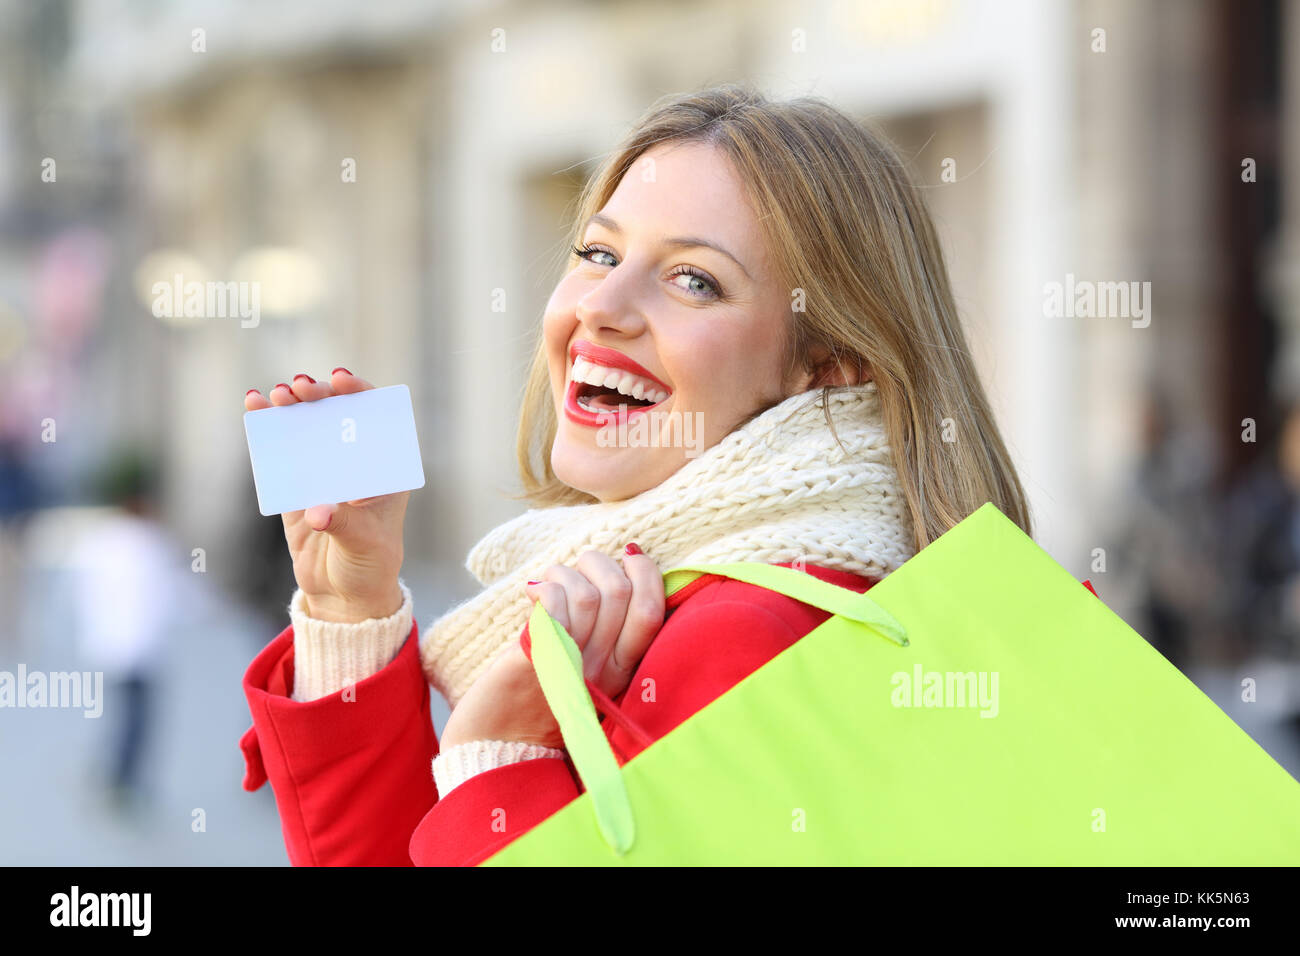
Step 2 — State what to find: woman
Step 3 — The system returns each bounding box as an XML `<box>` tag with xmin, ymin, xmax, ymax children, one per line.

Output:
<box><xmin>239</xmin><ymin>84</ymin><xmax>1032</xmax><ymax>866</ymax></box>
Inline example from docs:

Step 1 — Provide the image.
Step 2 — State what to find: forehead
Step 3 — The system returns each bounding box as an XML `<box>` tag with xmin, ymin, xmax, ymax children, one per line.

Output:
<box><xmin>596</xmin><ymin>140</ymin><xmax>760</xmax><ymax>253</ymax></box>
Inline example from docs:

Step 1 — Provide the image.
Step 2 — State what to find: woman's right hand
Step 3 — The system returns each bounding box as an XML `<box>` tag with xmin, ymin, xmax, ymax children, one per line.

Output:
<box><xmin>245</xmin><ymin>368</ymin><xmax>409</xmax><ymax>624</ymax></box>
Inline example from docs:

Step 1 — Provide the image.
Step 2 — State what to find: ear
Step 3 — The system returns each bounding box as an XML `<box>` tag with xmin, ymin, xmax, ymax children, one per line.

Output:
<box><xmin>801</xmin><ymin>346</ymin><xmax>869</xmax><ymax>389</ymax></box>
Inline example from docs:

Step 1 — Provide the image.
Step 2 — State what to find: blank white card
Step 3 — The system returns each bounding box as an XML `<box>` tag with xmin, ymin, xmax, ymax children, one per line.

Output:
<box><xmin>243</xmin><ymin>384</ymin><xmax>426</xmax><ymax>516</ymax></box>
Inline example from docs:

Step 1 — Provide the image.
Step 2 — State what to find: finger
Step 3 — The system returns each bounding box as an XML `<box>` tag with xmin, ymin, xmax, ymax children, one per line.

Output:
<box><xmin>269</xmin><ymin>382</ymin><xmax>300</xmax><ymax>406</ymax></box>
<box><xmin>289</xmin><ymin>373</ymin><xmax>336</xmax><ymax>402</ymax></box>
<box><xmin>281</xmin><ymin>510</ymin><xmax>312</xmax><ymax>552</ymax></box>
<box><xmin>346</xmin><ymin>489</ymin><xmax>407</xmax><ymax>507</ymax></box>
<box><xmin>329</xmin><ymin>367</ymin><xmax>375</xmax><ymax>394</ymax></box>
<box><xmin>524</xmin><ymin>580</ymin><xmax>571</xmax><ymax>634</ymax></box>
<box><xmin>304</xmin><ymin>503</ymin><xmax>340</xmax><ymax>533</ymax></box>
<box><xmin>573</xmin><ymin>550</ymin><xmax>634</xmax><ymax>681</ymax></box>
<box><xmin>245</xmin><ymin>388</ymin><xmax>271</xmax><ymax>411</ymax></box>
<box><xmin>599</xmin><ymin>550</ymin><xmax>665</xmax><ymax>695</ymax></box>
<box><xmin>536</xmin><ymin>564</ymin><xmax>602</xmax><ymax>659</ymax></box>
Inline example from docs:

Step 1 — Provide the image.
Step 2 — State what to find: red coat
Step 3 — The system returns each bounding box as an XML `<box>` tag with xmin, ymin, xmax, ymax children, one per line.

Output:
<box><xmin>240</xmin><ymin>562</ymin><xmax>875</xmax><ymax>865</ymax></box>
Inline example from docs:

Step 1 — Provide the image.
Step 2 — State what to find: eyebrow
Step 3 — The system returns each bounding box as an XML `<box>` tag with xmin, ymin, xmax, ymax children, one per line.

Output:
<box><xmin>583</xmin><ymin>212</ymin><xmax>753</xmax><ymax>280</ymax></box>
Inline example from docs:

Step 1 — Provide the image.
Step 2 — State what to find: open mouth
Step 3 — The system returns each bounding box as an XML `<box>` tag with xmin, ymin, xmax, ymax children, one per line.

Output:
<box><xmin>575</xmin><ymin>382</ymin><xmax>659</xmax><ymax>412</ymax></box>
<box><xmin>565</xmin><ymin>353</ymin><xmax>672</xmax><ymax>425</ymax></box>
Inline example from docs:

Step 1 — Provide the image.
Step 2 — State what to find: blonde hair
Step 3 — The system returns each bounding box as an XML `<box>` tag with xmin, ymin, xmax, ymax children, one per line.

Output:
<box><xmin>515</xmin><ymin>84</ymin><xmax>1033</xmax><ymax>551</ymax></box>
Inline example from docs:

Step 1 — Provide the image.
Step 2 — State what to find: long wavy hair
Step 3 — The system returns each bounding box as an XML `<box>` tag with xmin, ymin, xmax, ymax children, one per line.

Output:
<box><xmin>514</xmin><ymin>84</ymin><xmax>1033</xmax><ymax>552</ymax></box>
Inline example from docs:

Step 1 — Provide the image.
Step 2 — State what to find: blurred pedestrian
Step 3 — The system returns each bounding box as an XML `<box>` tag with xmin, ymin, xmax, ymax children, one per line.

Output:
<box><xmin>1223</xmin><ymin>400</ymin><xmax>1300</xmax><ymax>661</ymax></box>
<box><xmin>70</xmin><ymin>449</ymin><xmax>182</xmax><ymax>815</ymax></box>
<box><xmin>0</xmin><ymin>434</ymin><xmax>40</xmax><ymax>651</ymax></box>
<box><xmin>1116</xmin><ymin>388</ymin><xmax>1219</xmax><ymax>670</ymax></box>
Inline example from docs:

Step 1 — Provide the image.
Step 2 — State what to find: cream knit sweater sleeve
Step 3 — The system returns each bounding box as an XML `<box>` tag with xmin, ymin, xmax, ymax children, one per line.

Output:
<box><xmin>288</xmin><ymin>581</ymin><xmax>415</xmax><ymax>702</ymax></box>
<box><xmin>287</xmin><ymin>582</ymin><xmax>566</xmax><ymax>795</ymax></box>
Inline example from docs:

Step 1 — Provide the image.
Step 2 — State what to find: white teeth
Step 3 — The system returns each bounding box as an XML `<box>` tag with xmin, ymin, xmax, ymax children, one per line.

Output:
<box><xmin>569</xmin><ymin>356</ymin><xmax>670</xmax><ymax>405</ymax></box>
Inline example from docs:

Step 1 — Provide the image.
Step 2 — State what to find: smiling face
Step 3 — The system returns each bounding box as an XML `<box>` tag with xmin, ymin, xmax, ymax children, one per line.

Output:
<box><xmin>543</xmin><ymin>139</ymin><xmax>817</xmax><ymax>502</ymax></box>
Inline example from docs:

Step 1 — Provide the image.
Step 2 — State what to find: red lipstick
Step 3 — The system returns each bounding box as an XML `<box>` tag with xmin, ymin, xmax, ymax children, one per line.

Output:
<box><xmin>564</xmin><ymin>340</ymin><xmax>673</xmax><ymax>430</ymax></box>
<box><xmin>568</xmin><ymin>341</ymin><xmax>672</xmax><ymax>393</ymax></box>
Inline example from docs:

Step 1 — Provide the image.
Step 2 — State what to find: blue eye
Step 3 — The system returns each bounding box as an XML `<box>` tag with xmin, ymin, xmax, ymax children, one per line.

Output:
<box><xmin>571</xmin><ymin>244</ymin><xmax>724</xmax><ymax>301</ymax></box>
<box><xmin>571</xmin><ymin>244</ymin><xmax>617</xmax><ymax>268</ymax></box>
<box><xmin>666</xmin><ymin>265</ymin><xmax>722</xmax><ymax>299</ymax></box>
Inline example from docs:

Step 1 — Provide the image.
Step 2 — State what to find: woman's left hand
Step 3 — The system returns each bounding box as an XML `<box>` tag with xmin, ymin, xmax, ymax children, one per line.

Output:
<box><xmin>438</xmin><ymin>545</ymin><xmax>665</xmax><ymax>752</ymax></box>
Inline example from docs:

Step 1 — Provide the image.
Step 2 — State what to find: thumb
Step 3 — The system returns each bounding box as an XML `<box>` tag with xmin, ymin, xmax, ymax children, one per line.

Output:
<box><xmin>304</xmin><ymin>503</ymin><xmax>345</xmax><ymax>534</ymax></box>
<box><xmin>524</xmin><ymin>581</ymin><xmax>571</xmax><ymax>635</ymax></box>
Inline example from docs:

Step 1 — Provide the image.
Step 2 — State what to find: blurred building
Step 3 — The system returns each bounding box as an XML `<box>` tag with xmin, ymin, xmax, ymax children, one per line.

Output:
<box><xmin>0</xmin><ymin>0</ymin><xmax>1292</xmax><ymax>650</ymax></box>
<box><xmin>8</xmin><ymin>0</ymin><xmax>1300</xmax><ymax>866</ymax></box>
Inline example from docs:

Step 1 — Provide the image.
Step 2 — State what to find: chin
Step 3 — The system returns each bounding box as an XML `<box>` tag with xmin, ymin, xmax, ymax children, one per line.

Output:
<box><xmin>551</xmin><ymin>444</ymin><xmax>644</xmax><ymax>503</ymax></box>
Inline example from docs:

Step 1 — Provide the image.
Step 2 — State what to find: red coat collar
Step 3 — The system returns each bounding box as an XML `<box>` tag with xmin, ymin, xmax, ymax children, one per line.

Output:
<box><xmin>664</xmin><ymin>560</ymin><xmax>874</xmax><ymax>609</ymax></box>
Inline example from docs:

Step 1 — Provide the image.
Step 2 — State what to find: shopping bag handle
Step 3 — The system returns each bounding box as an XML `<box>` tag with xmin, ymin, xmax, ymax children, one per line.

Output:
<box><xmin>527</xmin><ymin>599</ymin><xmax>637</xmax><ymax>855</ymax></box>
<box><xmin>663</xmin><ymin>562</ymin><xmax>909</xmax><ymax>647</ymax></box>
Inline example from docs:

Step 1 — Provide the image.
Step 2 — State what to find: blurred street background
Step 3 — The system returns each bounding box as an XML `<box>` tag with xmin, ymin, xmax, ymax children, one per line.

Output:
<box><xmin>2</xmin><ymin>0</ymin><xmax>1300</xmax><ymax>864</ymax></box>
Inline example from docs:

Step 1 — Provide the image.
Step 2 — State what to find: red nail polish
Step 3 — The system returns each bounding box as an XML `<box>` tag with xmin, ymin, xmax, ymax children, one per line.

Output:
<box><xmin>294</xmin><ymin>373</ymin><xmax>316</xmax><ymax>384</ymax></box>
<box><xmin>274</xmin><ymin>382</ymin><xmax>291</xmax><ymax>392</ymax></box>
<box><xmin>332</xmin><ymin>367</ymin><xmax>352</xmax><ymax>376</ymax></box>
<box><xmin>245</xmin><ymin>388</ymin><xmax>259</xmax><ymax>396</ymax></box>
<box><xmin>526</xmin><ymin>579</ymin><xmax>540</xmax><ymax>586</ymax></box>
<box><xmin>625</xmin><ymin>542</ymin><xmax>642</xmax><ymax>556</ymax></box>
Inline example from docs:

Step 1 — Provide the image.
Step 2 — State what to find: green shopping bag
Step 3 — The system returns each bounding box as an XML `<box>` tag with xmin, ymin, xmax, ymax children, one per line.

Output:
<box><xmin>482</xmin><ymin>502</ymin><xmax>1300</xmax><ymax>865</ymax></box>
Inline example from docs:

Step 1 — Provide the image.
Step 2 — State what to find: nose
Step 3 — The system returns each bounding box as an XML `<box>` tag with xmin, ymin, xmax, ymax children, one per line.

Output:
<box><xmin>574</xmin><ymin>266</ymin><xmax>648</xmax><ymax>337</ymax></box>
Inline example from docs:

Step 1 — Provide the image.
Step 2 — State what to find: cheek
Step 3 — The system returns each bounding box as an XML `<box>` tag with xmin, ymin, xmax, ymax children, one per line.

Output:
<box><xmin>672</xmin><ymin>328</ymin><xmax>770</xmax><ymax>404</ymax></box>
<box><xmin>544</xmin><ymin>271</ymin><xmax>583</xmax><ymax>324</ymax></box>
<box><xmin>541</xmin><ymin>301</ymin><xmax>567</xmax><ymax>355</ymax></box>
<box><xmin>542</xmin><ymin>288</ymin><xmax>579</xmax><ymax>394</ymax></box>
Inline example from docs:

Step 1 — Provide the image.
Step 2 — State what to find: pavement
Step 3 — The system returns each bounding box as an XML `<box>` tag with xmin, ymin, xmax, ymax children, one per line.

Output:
<box><xmin>1</xmin><ymin>562</ymin><xmax>292</xmax><ymax>865</ymax></box>
<box><xmin>0</xmin><ymin>511</ymin><xmax>454</xmax><ymax>866</ymax></box>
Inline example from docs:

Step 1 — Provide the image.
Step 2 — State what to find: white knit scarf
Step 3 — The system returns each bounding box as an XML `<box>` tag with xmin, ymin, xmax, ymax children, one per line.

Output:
<box><xmin>420</xmin><ymin>381</ymin><xmax>916</xmax><ymax>706</ymax></box>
